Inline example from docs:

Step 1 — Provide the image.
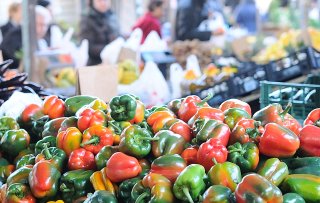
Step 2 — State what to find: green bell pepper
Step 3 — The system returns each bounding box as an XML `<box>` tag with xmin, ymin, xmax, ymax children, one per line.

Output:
<box><xmin>65</xmin><ymin>95</ymin><xmax>97</xmax><ymax>116</ymax></box>
<box><xmin>0</xmin><ymin>157</ymin><xmax>9</xmax><ymax>166</ymax></box>
<box><xmin>60</xmin><ymin>169</ymin><xmax>94</xmax><ymax>203</ymax></box>
<box><xmin>35</xmin><ymin>146</ymin><xmax>66</xmax><ymax>172</ymax></box>
<box><xmin>35</xmin><ymin>136</ymin><xmax>56</xmax><ymax>155</ymax></box>
<box><xmin>119</xmin><ymin>125</ymin><xmax>154</xmax><ymax>158</ymax></box>
<box><xmin>0</xmin><ymin>129</ymin><xmax>30</xmax><ymax>158</ymax></box>
<box><xmin>59</xmin><ymin>116</ymin><xmax>78</xmax><ymax>132</ymax></box>
<box><xmin>15</xmin><ymin>154</ymin><xmax>35</xmax><ymax>169</ymax></box>
<box><xmin>6</xmin><ymin>165</ymin><xmax>32</xmax><ymax>187</ymax></box>
<box><xmin>83</xmin><ymin>190</ymin><xmax>118</xmax><ymax>203</ymax></box>
<box><xmin>281</xmin><ymin>174</ymin><xmax>320</xmax><ymax>203</ymax></box>
<box><xmin>283</xmin><ymin>157</ymin><xmax>320</xmax><ymax>176</ymax></box>
<box><xmin>167</xmin><ymin>98</ymin><xmax>183</xmax><ymax>115</ymax></box>
<box><xmin>95</xmin><ymin>145</ymin><xmax>118</xmax><ymax>170</ymax></box>
<box><xmin>31</xmin><ymin>115</ymin><xmax>50</xmax><ymax>142</ymax></box>
<box><xmin>118</xmin><ymin>177</ymin><xmax>141</xmax><ymax>203</ymax></box>
<box><xmin>283</xmin><ymin>193</ymin><xmax>306</xmax><ymax>203</ymax></box>
<box><xmin>224</xmin><ymin>108</ymin><xmax>251</xmax><ymax>129</ymax></box>
<box><xmin>109</xmin><ymin>94</ymin><xmax>137</xmax><ymax>121</ymax></box>
<box><xmin>227</xmin><ymin>142</ymin><xmax>259</xmax><ymax>172</ymax></box>
<box><xmin>6</xmin><ymin>183</ymin><xmax>36</xmax><ymax>202</ymax></box>
<box><xmin>42</xmin><ymin>117</ymin><xmax>66</xmax><ymax>138</ymax></box>
<box><xmin>0</xmin><ymin>164</ymin><xmax>15</xmax><ymax>182</ymax></box>
<box><xmin>0</xmin><ymin>116</ymin><xmax>19</xmax><ymax>137</ymax></box>
<box><xmin>258</xmin><ymin>158</ymin><xmax>289</xmax><ymax>186</ymax></box>
<box><xmin>107</xmin><ymin>120</ymin><xmax>131</xmax><ymax>135</ymax></box>
<box><xmin>202</xmin><ymin>185</ymin><xmax>234</xmax><ymax>203</ymax></box>
<box><xmin>173</xmin><ymin>164</ymin><xmax>206</xmax><ymax>203</ymax></box>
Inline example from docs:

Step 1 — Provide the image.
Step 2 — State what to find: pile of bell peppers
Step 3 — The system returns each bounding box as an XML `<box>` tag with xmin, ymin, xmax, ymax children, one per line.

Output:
<box><xmin>0</xmin><ymin>93</ymin><xmax>319</xmax><ymax>203</ymax></box>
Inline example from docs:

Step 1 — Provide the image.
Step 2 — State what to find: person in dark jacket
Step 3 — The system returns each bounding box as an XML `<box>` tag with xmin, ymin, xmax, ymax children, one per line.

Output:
<box><xmin>234</xmin><ymin>0</ymin><xmax>257</xmax><ymax>33</ymax></box>
<box><xmin>0</xmin><ymin>2</ymin><xmax>22</xmax><ymax>41</ymax></box>
<box><xmin>80</xmin><ymin>0</ymin><xmax>120</xmax><ymax>66</ymax></box>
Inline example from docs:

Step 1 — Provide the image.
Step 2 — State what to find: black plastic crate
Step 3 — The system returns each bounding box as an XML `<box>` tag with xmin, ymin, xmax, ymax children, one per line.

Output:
<box><xmin>306</xmin><ymin>47</ymin><xmax>320</xmax><ymax>69</ymax></box>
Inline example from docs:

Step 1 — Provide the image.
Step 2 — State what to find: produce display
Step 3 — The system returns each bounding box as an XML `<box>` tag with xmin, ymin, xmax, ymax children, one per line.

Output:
<box><xmin>118</xmin><ymin>59</ymin><xmax>140</xmax><ymax>85</ymax></box>
<box><xmin>0</xmin><ymin>92</ymin><xmax>319</xmax><ymax>203</ymax></box>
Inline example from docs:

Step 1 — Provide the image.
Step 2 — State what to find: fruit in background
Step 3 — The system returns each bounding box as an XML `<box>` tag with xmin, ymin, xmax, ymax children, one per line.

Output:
<box><xmin>55</xmin><ymin>68</ymin><xmax>76</xmax><ymax>88</ymax></box>
<box><xmin>222</xmin><ymin>66</ymin><xmax>237</xmax><ymax>76</ymax></box>
<box><xmin>118</xmin><ymin>59</ymin><xmax>139</xmax><ymax>85</ymax></box>
<box><xmin>203</xmin><ymin>64</ymin><xmax>220</xmax><ymax>77</ymax></box>
<box><xmin>184</xmin><ymin>70</ymin><xmax>198</xmax><ymax>80</ymax></box>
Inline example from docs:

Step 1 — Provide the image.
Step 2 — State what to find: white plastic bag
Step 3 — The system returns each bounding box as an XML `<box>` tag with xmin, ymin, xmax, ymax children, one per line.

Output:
<box><xmin>186</xmin><ymin>55</ymin><xmax>202</xmax><ymax>77</ymax></box>
<box><xmin>169</xmin><ymin>63</ymin><xmax>184</xmax><ymax>99</ymax></box>
<box><xmin>124</xmin><ymin>28</ymin><xmax>143</xmax><ymax>51</ymax></box>
<box><xmin>141</xmin><ymin>31</ymin><xmax>168</xmax><ymax>52</ymax></box>
<box><xmin>50</xmin><ymin>25</ymin><xmax>64</xmax><ymax>48</ymax></box>
<box><xmin>100</xmin><ymin>37</ymin><xmax>125</xmax><ymax>64</ymax></box>
<box><xmin>73</xmin><ymin>39</ymin><xmax>89</xmax><ymax>68</ymax></box>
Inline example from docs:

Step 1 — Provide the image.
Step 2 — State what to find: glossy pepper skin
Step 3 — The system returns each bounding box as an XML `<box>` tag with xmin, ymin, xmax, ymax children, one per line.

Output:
<box><xmin>150</xmin><ymin>154</ymin><xmax>187</xmax><ymax>182</ymax></box>
<box><xmin>283</xmin><ymin>193</ymin><xmax>306</xmax><ymax>203</ymax></box>
<box><xmin>6</xmin><ymin>165</ymin><xmax>33</xmax><ymax>187</ymax></box>
<box><xmin>177</xmin><ymin>94</ymin><xmax>212</xmax><ymax>122</ymax></box>
<box><xmin>105</xmin><ymin>152</ymin><xmax>142</xmax><ymax>183</ymax></box>
<box><xmin>118</xmin><ymin>177</ymin><xmax>141</xmax><ymax>203</ymax></box>
<box><xmin>259</xmin><ymin>123</ymin><xmax>300</xmax><ymax>158</ymax></box>
<box><xmin>173</xmin><ymin>164</ymin><xmax>206</xmax><ymax>203</ymax></box>
<box><xmin>56</xmin><ymin>127</ymin><xmax>82</xmax><ymax>156</ymax></box>
<box><xmin>31</xmin><ymin>115</ymin><xmax>50</xmax><ymax>141</ymax></box>
<box><xmin>6</xmin><ymin>183</ymin><xmax>36</xmax><ymax>203</ymax></box>
<box><xmin>59</xmin><ymin>116</ymin><xmax>78</xmax><ymax>133</ymax></box>
<box><xmin>202</xmin><ymin>185</ymin><xmax>234</xmax><ymax>203</ymax></box>
<box><xmin>181</xmin><ymin>146</ymin><xmax>198</xmax><ymax>165</ymax></box>
<box><xmin>42</xmin><ymin>117</ymin><xmax>66</xmax><ymax>138</ymax></box>
<box><xmin>18</xmin><ymin>104</ymin><xmax>43</xmax><ymax>125</ymax></box>
<box><xmin>283</xmin><ymin>157</ymin><xmax>320</xmax><ymax>176</ymax></box>
<box><xmin>188</xmin><ymin>107</ymin><xmax>225</xmax><ymax>125</ymax></box>
<box><xmin>131</xmin><ymin>173</ymin><xmax>175</xmax><ymax>203</ymax></box>
<box><xmin>0</xmin><ymin>116</ymin><xmax>19</xmax><ymax>137</ymax></box>
<box><xmin>253</xmin><ymin>103</ymin><xmax>301</xmax><ymax>135</ymax></box>
<box><xmin>229</xmin><ymin>119</ymin><xmax>264</xmax><ymax>145</ymax></box>
<box><xmin>197</xmin><ymin>138</ymin><xmax>228</xmax><ymax>171</ymax></box>
<box><xmin>77</xmin><ymin>108</ymin><xmax>107</xmax><ymax>132</ymax></box>
<box><xmin>130</xmin><ymin>100</ymin><xmax>145</xmax><ymax>124</ymax></box>
<box><xmin>299</xmin><ymin>125</ymin><xmax>320</xmax><ymax>156</ymax></box>
<box><xmin>0</xmin><ymin>129</ymin><xmax>30</xmax><ymax>158</ymax></box>
<box><xmin>35</xmin><ymin>146</ymin><xmax>67</xmax><ymax>172</ymax></box>
<box><xmin>235</xmin><ymin>174</ymin><xmax>283</xmax><ymax>203</ymax></box>
<box><xmin>192</xmin><ymin>118</ymin><xmax>230</xmax><ymax>146</ymax></box>
<box><xmin>68</xmin><ymin>148</ymin><xmax>96</xmax><ymax>170</ymax></box>
<box><xmin>0</xmin><ymin>164</ymin><xmax>15</xmax><ymax>182</ymax></box>
<box><xmin>28</xmin><ymin>161</ymin><xmax>61</xmax><ymax>199</ymax></box>
<box><xmin>93</xmin><ymin>167</ymin><xmax>116</xmax><ymax>195</ymax></box>
<box><xmin>258</xmin><ymin>158</ymin><xmax>289</xmax><ymax>186</ymax></box>
<box><xmin>208</xmin><ymin>160</ymin><xmax>242</xmax><ymax>192</ymax></box>
<box><xmin>65</xmin><ymin>95</ymin><xmax>97</xmax><ymax>116</ymax></box>
<box><xmin>59</xmin><ymin>169</ymin><xmax>94</xmax><ymax>203</ymax></box>
<box><xmin>167</xmin><ymin>98</ymin><xmax>183</xmax><ymax>116</ymax></box>
<box><xmin>138</xmin><ymin>158</ymin><xmax>151</xmax><ymax>177</ymax></box>
<box><xmin>119</xmin><ymin>125</ymin><xmax>154</xmax><ymax>158</ymax></box>
<box><xmin>228</xmin><ymin>142</ymin><xmax>259</xmax><ymax>172</ymax></box>
<box><xmin>80</xmin><ymin>126</ymin><xmax>113</xmax><ymax>155</ymax></box>
<box><xmin>15</xmin><ymin>154</ymin><xmax>35</xmax><ymax>169</ymax></box>
<box><xmin>42</xmin><ymin>95</ymin><xmax>66</xmax><ymax>119</ymax></box>
<box><xmin>219</xmin><ymin>99</ymin><xmax>252</xmax><ymax>117</ymax></box>
<box><xmin>162</xmin><ymin>118</ymin><xmax>192</xmax><ymax>142</ymax></box>
<box><xmin>95</xmin><ymin>145</ymin><xmax>118</xmax><ymax>170</ymax></box>
<box><xmin>83</xmin><ymin>190</ymin><xmax>117</xmax><ymax>203</ymax></box>
<box><xmin>35</xmin><ymin>136</ymin><xmax>56</xmax><ymax>155</ymax></box>
<box><xmin>147</xmin><ymin>110</ymin><xmax>176</xmax><ymax>133</ymax></box>
<box><xmin>109</xmin><ymin>94</ymin><xmax>138</xmax><ymax>121</ymax></box>
<box><xmin>304</xmin><ymin>108</ymin><xmax>320</xmax><ymax>126</ymax></box>
<box><xmin>223</xmin><ymin>108</ymin><xmax>251</xmax><ymax>130</ymax></box>
<box><xmin>152</xmin><ymin>130</ymin><xmax>186</xmax><ymax>158</ymax></box>
<box><xmin>281</xmin><ymin>174</ymin><xmax>320</xmax><ymax>203</ymax></box>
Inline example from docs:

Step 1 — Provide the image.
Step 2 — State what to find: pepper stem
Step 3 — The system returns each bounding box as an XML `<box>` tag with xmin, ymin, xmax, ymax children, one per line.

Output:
<box><xmin>182</xmin><ymin>187</ymin><xmax>194</xmax><ymax>203</ymax></box>
<box><xmin>42</xmin><ymin>143</ymin><xmax>52</xmax><ymax>160</ymax></box>
<box><xmin>108</xmin><ymin>121</ymin><xmax>122</xmax><ymax>134</ymax></box>
<box><xmin>135</xmin><ymin>192</ymin><xmax>149</xmax><ymax>203</ymax></box>
<box><xmin>314</xmin><ymin>120</ymin><xmax>320</xmax><ymax>127</ymax></box>
<box><xmin>12</xmin><ymin>184</ymin><xmax>25</xmax><ymax>199</ymax></box>
<box><xmin>80</xmin><ymin>136</ymin><xmax>100</xmax><ymax>147</ymax></box>
<box><xmin>60</xmin><ymin>183</ymin><xmax>73</xmax><ymax>193</ymax></box>
<box><xmin>114</xmin><ymin>106</ymin><xmax>126</xmax><ymax>113</ymax></box>
<box><xmin>279</xmin><ymin>103</ymin><xmax>292</xmax><ymax>118</ymax></box>
<box><xmin>212</xmin><ymin>158</ymin><xmax>218</xmax><ymax>165</ymax></box>
<box><xmin>197</xmin><ymin>93</ymin><xmax>213</xmax><ymax>107</ymax></box>
<box><xmin>138</xmin><ymin>137</ymin><xmax>160</xmax><ymax>141</ymax></box>
<box><xmin>228</xmin><ymin>149</ymin><xmax>245</xmax><ymax>154</ymax></box>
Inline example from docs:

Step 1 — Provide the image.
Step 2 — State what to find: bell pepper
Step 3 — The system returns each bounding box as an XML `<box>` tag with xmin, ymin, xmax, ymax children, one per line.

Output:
<box><xmin>42</xmin><ymin>95</ymin><xmax>66</xmax><ymax>119</ymax></box>
<box><xmin>0</xmin><ymin>157</ymin><xmax>9</xmax><ymax>166</ymax></box>
<box><xmin>235</xmin><ymin>174</ymin><xmax>283</xmax><ymax>203</ymax></box>
<box><xmin>118</xmin><ymin>177</ymin><xmax>141</xmax><ymax>203</ymax></box>
<box><xmin>130</xmin><ymin>100</ymin><xmax>145</xmax><ymax>124</ymax></box>
<box><xmin>181</xmin><ymin>146</ymin><xmax>198</xmax><ymax>165</ymax></box>
<box><xmin>56</xmin><ymin>127</ymin><xmax>82</xmax><ymax>156</ymax></box>
<box><xmin>202</xmin><ymin>185</ymin><xmax>234</xmax><ymax>203</ymax></box>
<box><xmin>95</xmin><ymin>146</ymin><xmax>118</xmax><ymax>170</ymax></box>
<box><xmin>0</xmin><ymin>165</ymin><xmax>15</xmax><ymax>182</ymax></box>
<box><xmin>283</xmin><ymin>157</ymin><xmax>320</xmax><ymax>176</ymax></box>
<box><xmin>283</xmin><ymin>193</ymin><xmax>306</xmax><ymax>203</ymax></box>
<box><xmin>6</xmin><ymin>165</ymin><xmax>32</xmax><ymax>187</ymax></box>
<box><xmin>147</xmin><ymin>110</ymin><xmax>176</xmax><ymax>133</ymax></box>
<box><xmin>229</xmin><ymin>119</ymin><xmax>264</xmax><ymax>145</ymax></box>
<box><xmin>162</xmin><ymin>118</ymin><xmax>192</xmax><ymax>142</ymax></box>
<box><xmin>0</xmin><ymin>116</ymin><xmax>19</xmax><ymax>137</ymax></box>
<box><xmin>6</xmin><ymin>183</ymin><xmax>36</xmax><ymax>203</ymax></box>
<box><xmin>173</xmin><ymin>164</ymin><xmax>206</xmax><ymax>203</ymax></box>
<box><xmin>299</xmin><ymin>125</ymin><xmax>320</xmax><ymax>156</ymax></box>
<box><xmin>65</xmin><ymin>95</ymin><xmax>97</xmax><ymax>116</ymax></box>
<box><xmin>0</xmin><ymin>129</ymin><xmax>30</xmax><ymax>158</ymax></box>
<box><xmin>152</xmin><ymin>130</ymin><xmax>186</xmax><ymax>158</ymax></box>
<box><xmin>35</xmin><ymin>146</ymin><xmax>67</xmax><ymax>172</ymax></box>
<box><xmin>42</xmin><ymin>117</ymin><xmax>66</xmax><ymax>138</ymax></box>
<box><xmin>131</xmin><ymin>173</ymin><xmax>175</xmax><ymax>203</ymax></box>
<box><xmin>219</xmin><ymin>99</ymin><xmax>252</xmax><ymax>117</ymax></box>
<box><xmin>150</xmin><ymin>154</ymin><xmax>187</xmax><ymax>182</ymax></box>
<box><xmin>31</xmin><ymin>115</ymin><xmax>50</xmax><ymax>141</ymax></box>
<box><xmin>177</xmin><ymin>94</ymin><xmax>212</xmax><ymax>122</ymax></box>
<box><xmin>192</xmin><ymin>118</ymin><xmax>230</xmax><ymax>146</ymax></box>
<box><xmin>304</xmin><ymin>108</ymin><xmax>320</xmax><ymax>126</ymax></box>
<box><xmin>258</xmin><ymin>158</ymin><xmax>289</xmax><ymax>186</ymax></box>
<box><xmin>28</xmin><ymin>161</ymin><xmax>61</xmax><ymax>199</ymax></box>
<box><xmin>68</xmin><ymin>148</ymin><xmax>96</xmax><ymax>170</ymax></box>
<box><xmin>0</xmin><ymin>184</ymin><xmax>7</xmax><ymax>203</ymax></box>
<box><xmin>59</xmin><ymin>169</ymin><xmax>94</xmax><ymax>203</ymax></box>
<box><xmin>80</xmin><ymin>126</ymin><xmax>113</xmax><ymax>155</ymax></box>
<box><xmin>208</xmin><ymin>160</ymin><xmax>242</xmax><ymax>192</ymax></box>
<box><xmin>107</xmin><ymin>120</ymin><xmax>131</xmax><ymax>135</ymax></box>
<box><xmin>252</xmin><ymin>103</ymin><xmax>301</xmax><ymax>135</ymax></box>
<box><xmin>167</xmin><ymin>98</ymin><xmax>183</xmax><ymax>115</ymax></box>
<box><xmin>18</xmin><ymin>104</ymin><xmax>43</xmax><ymax>124</ymax></box>
<box><xmin>281</xmin><ymin>174</ymin><xmax>320</xmax><ymax>203</ymax></box>
<box><xmin>83</xmin><ymin>190</ymin><xmax>117</xmax><ymax>203</ymax></box>
<box><xmin>197</xmin><ymin>138</ymin><xmax>228</xmax><ymax>171</ymax></box>
<box><xmin>13</xmin><ymin>149</ymin><xmax>33</xmax><ymax>165</ymax></box>
<box><xmin>15</xmin><ymin>154</ymin><xmax>35</xmax><ymax>169</ymax></box>
<box><xmin>227</xmin><ymin>142</ymin><xmax>259</xmax><ymax>172</ymax></box>
<box><xmin>88</xmin><ymin>98</ymin><xmax>108</xmax><ymax>111</ymax></box>
<box><xmin>188</xmin><ymin>107</ymin><xmax>225</xmax><ymax>126</ymax></box>
<box><xmin>47</xmin><ymin>201</ymin><xmax>64</xmax><ymax>203</ymax></box>
<box><xmin>223</xmin><ymin>108</ymin><xmax>251</xmax><ymax>130</ymax></box>
<box><xmin>259</xmin><ymin>123</ymin><xmax>300</xmax><ymax>157</ymax></box>
<box><xmin>90</xmin><ymin>169</ymin><xmax>115</xmax><ymax>194</ymax></box>
<box><xmin>77</xmin><ymin>108</ymin><xmax>107</xmax><ymax>132</ymax></box>
<box><xmin>109</xmin><ymin>94</ymin><xmax>138</xmax><ymax>122</ymax></box>
<box><xmin>118</xmin><ymin>125</ymin><xmax>154</xmax><ymax>158</ymax></box>
<box><xmin>105</xmin><ymin>152</ymin><xmax>141</xmax><ymax>183</ymax></box>
<box><xmin>59</xmin><ymin>116</ymin><xmax>78</xmax><ymax>133</ymax></box>
<box><xmin>35</xmin><ymin>136</ymin><xmax>56</xmax><ymax>155</ymax></box>
<box><xmin>138</xmin><ymin>158</ymin><xmax>150</xmax><ymax>177</ymax></box>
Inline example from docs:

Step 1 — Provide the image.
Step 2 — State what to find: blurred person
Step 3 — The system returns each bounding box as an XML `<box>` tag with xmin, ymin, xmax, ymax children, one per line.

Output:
<box><xmin>0</xmin><ymin>2</ymin><xmax>22</xmax><ymax>43</ymax></box>
<box><xmin>234</xmin><ymin>0</ymin><xmax>257</xmax><ymax>33</ymax></box>
<box><xmin>175</xmin><ymin>0</ymin><xmax>224</xmax><ymax>41</ymax></box>
<box><xmin>132</xmin><ymin>0</ymin><xmax>164</xmax><ymax>44</ymax></box>
<box><xmin>0</xmin><ymin>6</ymin><xmax>52</xmax><ymax>69</ymax></box>
<box><xmin>80</xmin><ymin>0</ymin><xmax>120</xmax><ymax>66</ymax></box>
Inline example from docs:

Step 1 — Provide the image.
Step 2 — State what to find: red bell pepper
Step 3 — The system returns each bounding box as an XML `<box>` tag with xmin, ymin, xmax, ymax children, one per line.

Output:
<box><xmin>77</xmin><ymin>108</ymin><xmax>107</xmax><ymax>132</ymax></box>
<box><xmin>68</xmin><ymin>148</ymin><xmax>96</xmax><ymax>170</ymax></box>
<box><xmin>56</xmin><ymin>127</ymin><xmax>82</xmax><ymax>156</ymax></box>
<box><xmin>80</xmin><ymin>126</ymin><xmax>114</xmax><ymax>155</ymax></box>
<box><xmin>177</xmin><ymin>94</ymin><xmax>212</xmax><ymax>122</ymax></box>
<box><xmin>19</xmin><ymin>104</ymin><xmax>43</xmax><ymax>123</ymax></box>
<box><xmin>188</xmin><ymin>107</ymin><xmax>224</xmax><ymax>125</ymax></box>
<box><xmin>42</xmin><ymin>95</ymin><xmax>66</xmax><ymax>119</ymax></box>
<box><xmin>147</xmin><ymin>111</ymin><xmax>176</xmax><ymax>133</ymax></box>
<box><xmin>229</xmin><ymin>119</ymin><xmax>264</xmax><ymax>145</ymax></box>
<box><xmin>259</xmin><ymin>123</ymin><xmax>300</xmax><ymax>158</ymax></box>
<box><xmin>163</xmin><ymin>119</ymin><xmax>192</xmax><ymax>142</ymax></box>
<box><xmin>219</xmin><ymin>99</ymin><xmax>252</xmax><ymax>117</ymax></box>
<box><xmin>299</xmin><ymin>125</ymin><xmax>320</xmax><ymax>156</ymax></box>
<box><xmin>197</xmin><ymin>138</ymin><xmax>228</xmax><ymax>171</ymax></box>
<box><xmin>181</xmin><ymin>146</ymin><xmax>198</xmax><ymax>165</ymax></box>
<box><xmin>304</xmin><ymin>108</ymin><xmax>320</xmax><ymax>126</ymax></box>
<box><xmin>105</xmin><ymin>152</ymin><xmax>142</xmax><ymax>183</ymax></box>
